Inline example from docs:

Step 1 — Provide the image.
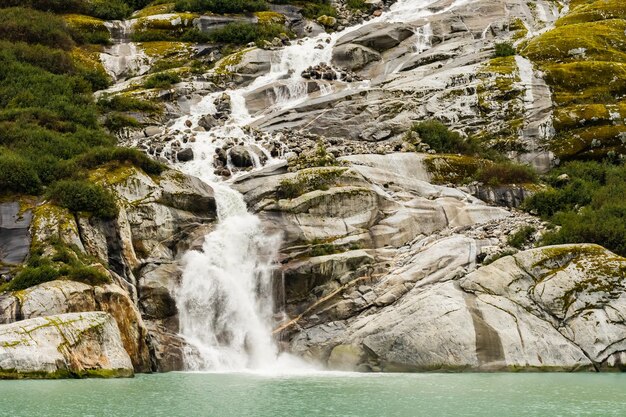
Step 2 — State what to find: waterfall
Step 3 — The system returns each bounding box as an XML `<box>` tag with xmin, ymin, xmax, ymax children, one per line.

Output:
<box><xmin>176</xmin><ymin>184</ymin><xmax>286</xmax><ymax>371</ymax></box>
<box><xmin>171</xmin><ymin>0</ymin><xmax>477</xmax><ymax>372</ymax></box>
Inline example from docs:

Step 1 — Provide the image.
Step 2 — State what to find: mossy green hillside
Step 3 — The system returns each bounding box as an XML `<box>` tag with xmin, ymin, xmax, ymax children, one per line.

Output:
<box><xmin>522</xmin><ymin>0</ymin><xmax>626</xmax><ymax>159</ymax></box>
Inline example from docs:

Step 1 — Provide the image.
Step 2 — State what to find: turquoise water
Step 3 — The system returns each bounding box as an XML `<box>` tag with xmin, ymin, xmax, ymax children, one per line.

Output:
<box><xmin>1</xmin><ymin>372</ymin><xmax>625</xmax><ymax>416</ymax></box>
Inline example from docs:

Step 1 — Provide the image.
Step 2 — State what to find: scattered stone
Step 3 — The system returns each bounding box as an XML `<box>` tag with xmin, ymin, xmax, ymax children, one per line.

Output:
<box><xmin>177</xmin><ymin>148</ymin><xmax>194</xmax><ymax>162</ymax></box>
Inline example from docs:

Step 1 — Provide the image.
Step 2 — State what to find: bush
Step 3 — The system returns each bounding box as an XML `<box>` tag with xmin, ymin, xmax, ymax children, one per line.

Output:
<box><xmin>97</xmin><ymin>95</ymin><xmax>161</xmax><ymax>114</ymax></box>
<box><xmin>7</xmin><ymin>265</ymin><xmax>60</xmax><ymax>291</ymax></box>
<box><xmin>65</xmin><ymin>15</ymin><xmax>111</xmax><ymax>45</ymax></box>
<box><xmin>207</xmin><ymin>22</ymin><xmax>288</xmax><ymax>45</ymax></box>
<box><xmin>47</xmin><ymin>180</ymin><xmax>118</xmax><ymax>219</ymax></box>
<box><xmin>507</xmin><ymin>226</ymin><xmax>536</xmax><ymax>249</ymax></box>
<box><xmin>494</xmin><ymin>42</ymin><xmax>516</xmax><ymax>57</ymax></box>
<box><xmin>174</xmin><ymin>0</ymin><xmax>268</xmax><ymax>13</ymax></box>
<box><xmin>0</xmin><ymin>41</ymin><xmax>74</xmax><ymax>74</ymax></box>
<box><xmin>409</xmin><ymin>120</ymin><xmax>472</xmax><ymax>154</ymax></box>
<box><xmin>77</xmin><ymin>147</ymin><xmax>166</xmax><ymax>175</ymax></box>
<box><xmin>0</xmin><ymin>153</ymin><xmax>42</xmax><ymax>195</ymax></box>
<box><xmin>346</xmin><ymin>0</ymin><xmax>368</xmax><ymax>11</ymax></box>
<box><xmin>300</xmin><ymin>2</ymin><xmax>336</xmax><ymax>19</ymax></box>
<box><xmin>475</xmin><ymin>161</ymin><xmax>538</xmax><ymax>186</ymax></box>
<box><xmin>104</xmin><ymin>112</ymin><xmax>141</xmax><ymax>133</ymax></box>
<box><xmin>525</xmin><ymin>161</ymin><xmax>626</xmax><ymax>257</ymax></box>
<box><xmin>143</xmin><ymin>72</ymin><xmax>182</xmax><ymax>89</ymax></box>
<box><xmin>0</xmin><ymin>8</ymin><xmax>74</xmax><ymax>50</ymax></box>
<box><xmin>66</xmin><ymin>266</ymin><xmax>111</xmax><ymax>286</ymax></box>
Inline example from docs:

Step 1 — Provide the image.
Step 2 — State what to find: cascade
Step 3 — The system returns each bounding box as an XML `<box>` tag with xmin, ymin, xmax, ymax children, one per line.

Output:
<box><xmin>176</xmin><ymin>184</ymin><xmax>285</xmax><ymax>370</ymax></box>
<box><xmin>172</xmin><ymin>0</ymin><xmax>477</xmax><ymax>372</ymax></box>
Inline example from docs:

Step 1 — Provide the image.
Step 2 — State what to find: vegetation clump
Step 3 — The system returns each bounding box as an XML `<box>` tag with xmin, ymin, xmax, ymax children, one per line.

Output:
<box><xmin>287</xmin><ymin>142</ymin><xmax>343</xmax><ymax>172</ymax></box>
<box><xmin>414</xmin><ymin>120</ymin><xmax>538</xmax><ymax>186</ymax></box>
<box><xmin>143</xmin><ymin>72</ymin><xmax>182</xmax><ymax>89</ymax></box>
<box><xmin>277</xmin><ymin>167</ymin><xmax>347</xmax><ymax>199</ymax></box>
<box><xmin>475</xmin><ymin>161</ymin><xmax>538</xmax><ymax>186</ymax></box>
<box><xmin>507</xmin><ymin>226</ymin><xmax>536</xmax><ymax>249</ymax></box>
<box><xmin>174</xmin><ymin>0</ymin><xmax>269</xmax><ymax>13</ymax></box>
<box><xmin>494</xmin><ymin>42</ymin><xmax>516</xmax><ymax>57</ymax></box>
<box><xmin>46</xmin><ymin>180</ymin><xmax>118</xmax><ymax>219</ymax></box>
<box><xmin>524</xmin><ymin>161</ymin><xmax>626</xmax><ymax>257</ymax></box>
<box><xmin>409</xmin><ymin>120</ymin><xmax>477</xmax><ymax>154</ymax></box>
<box><xmin>3</xmin><ymin>239</ymin><xmax>111</xmax><ymax>291</ymax></box>
<box><xmin>207</xmin><ymin>22</ymin><xmax>290</xmax><ymax>46</ymax></box>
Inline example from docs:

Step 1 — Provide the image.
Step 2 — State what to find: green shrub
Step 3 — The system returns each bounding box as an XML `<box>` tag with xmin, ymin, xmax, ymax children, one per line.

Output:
<box><xmin>78</xmin><ymin>147</ymin><xmax>166</xmax><ymax>175</ymax></box>
<box><xmin>47</xmin><ymin>180</ymin><xmax>118</xmax><ymax>219</ymax></box>
<box><xmin>104</xmin><ymin>112</ymin><xmax>141</xmax><ymax>133</ymax></box>
<box><xmin>300</xmin><ymin>2</ymin><xmax>336</xmax><ymax>19</ymax></box>
<box><xmin>525</xmin><ymin>161</ymin><xmax>626</xmax><ymax>257</ymax></box>
<box><xmin>409</xmin><ymin>120</ymin><xmax>472</xmax><ymax>154</ymax></box>
<box><xmin>0</xmin><ymin>41</ymin><xmax>74</xmax><ymax>74</ymax></box>
<box><xmin>0</xmin><ymin>8</ymin><xmax>74</xmax><ymax>50</ymax></box>
<box><xmin>97</xmin><ymin>95</ymin><xmax>161</xmax><ymax>113</ymax></box>
<box><xmin>66</xmin><ymin>266</ymin><xmax>111</xmax><ymax>286</ymax></box>
<box><xmin>7</xmin><ymin>265</ymin><xmax>60</xmax><ymax>291</ymax></box>
<box><xmin>346</xmin><ymin>0</ymin><xmax>368</xmax><ymax>11</ymax></box>
<box><xmin>494</xmin><ymin>42</ymin><xmax>516</xmax><ymax>57</ymax></box>
<box><xmin>207</xmin><ymin>22</ymin><xmax>288</xmax><ymax>45</ymax></box>
<box><xmin>475</xmin><ymin>161</ymin><xmax>538</xmax><ymax>186</ymax></box>
<box><xmin>174</xmin><ymin>0</ymin><xmax>268</xmax><ymax>13</ymax></box>
<box><xmin>143</xmin><ymin>72</ymin><xmax>182</xmax><ymax>89</ymax></box>
<box><xmin>0</xmin><ymin>153</ymin><xmax>42</xmax><ymax>195</ymax></box>
<box><xmin>507</xmin><ymin>226</ymin><xmax>536</xmax><ymax>249</ymax></box>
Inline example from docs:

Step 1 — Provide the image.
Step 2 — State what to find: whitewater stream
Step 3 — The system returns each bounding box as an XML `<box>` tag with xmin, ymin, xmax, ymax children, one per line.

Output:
<box><xmin>101</xmin><ymin>0</ymin><xmax>475</xmax><ymax>372</ymax></box>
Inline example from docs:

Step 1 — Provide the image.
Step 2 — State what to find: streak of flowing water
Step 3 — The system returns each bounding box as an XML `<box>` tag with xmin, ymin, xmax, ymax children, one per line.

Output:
<box><xmin>173</xmin><ymin>0</ymin><xmax>476</xmax><ymax>373</ymax></box>
<box><xmin>176</xmin><ymin>185</ymin><xmax>289</xmax><ymax>371</ymax></box>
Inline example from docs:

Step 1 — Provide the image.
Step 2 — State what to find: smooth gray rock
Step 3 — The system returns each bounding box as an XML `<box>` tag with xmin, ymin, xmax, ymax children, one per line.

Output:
<box><xmin>0</xmin><ymin>312</ymin><xmax>133</xmax><ymax>379</ymax></box>
<box><xmin>0</xmin><ymin>202</ymin><xmax>32</xmax><ymax>270</ymax></box>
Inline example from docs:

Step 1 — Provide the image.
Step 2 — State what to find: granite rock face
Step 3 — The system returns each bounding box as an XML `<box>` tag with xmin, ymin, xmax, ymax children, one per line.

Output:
<box><xmin>283</xmin><ymin>243</ymin><xmax>626</xmax><ymax>372</ymax></box>
<box><xmin>228</xmin><ymin>152</ymin><xmax>626</xmax><ymax>372</ymax></box>
<box><xmin>0</xmin><ymin>312</ymin><xmax>133</xmax><ymax>379</ymax></box>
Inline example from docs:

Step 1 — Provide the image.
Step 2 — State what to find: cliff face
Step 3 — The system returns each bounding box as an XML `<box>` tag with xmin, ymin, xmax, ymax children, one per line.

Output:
<box><xmin>1</xmin><ymin>0</ymin><xmax>626</xmax><ymax>376</ymax></box>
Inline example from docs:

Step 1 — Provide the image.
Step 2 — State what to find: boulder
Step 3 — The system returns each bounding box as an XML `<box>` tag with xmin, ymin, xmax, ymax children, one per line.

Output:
<box><xmin>177</xmin><ymin>148</ymin><xmax>194</xmax><ymax>162</ymax></box>
<box><xmin>229</xmin><ymin>146</ymin><xmax>254</xmax><ymax>168</ymax></box>
<box><xmin>336</xmin><ymin>23</ymin><xmax>414</xmax><ymax>52</ymax></box>
<box><xmin>0</xmin><ymin>312</ymin><xmax>133</xmax><ymax>379</ymax></box>
<box><xmin>332</xmin><ymin>44</ymin><xmax>381</xmax><ymax>71</ymax></box>
<box><xmin>10</xmin><ymin>280</ymin><xmax>152</xmax><ymax>373</ymax></box>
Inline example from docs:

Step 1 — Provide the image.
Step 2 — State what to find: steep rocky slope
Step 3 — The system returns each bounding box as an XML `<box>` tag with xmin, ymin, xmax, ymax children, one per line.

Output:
<box><xmin>1</xmin><ymin>0</ymin><xmax>626</xmax><ymax>377</ymax></box>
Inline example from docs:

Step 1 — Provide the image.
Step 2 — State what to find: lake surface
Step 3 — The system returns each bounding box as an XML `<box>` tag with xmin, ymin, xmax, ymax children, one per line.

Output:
<box><xmin>1</xmin><ymin>372</ymin><xmax>625</xmax><ymax>416</ymax></box>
